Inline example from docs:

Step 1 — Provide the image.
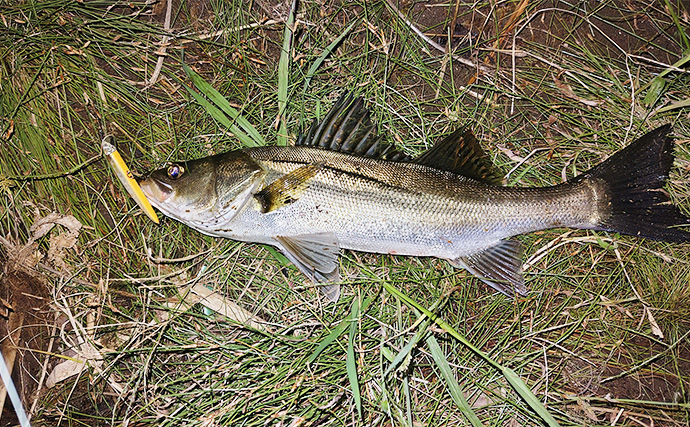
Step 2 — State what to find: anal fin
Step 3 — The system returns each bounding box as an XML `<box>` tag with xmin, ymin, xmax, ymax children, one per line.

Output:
<box><xmin>451</xmin><ymin>239</ymin><xmax>527</xmax><ymax>296</ymax></box>
<box><xmin>275</xmin><ymin>233</ymin><xmax>342</xmax><ymax>302</ymax></box>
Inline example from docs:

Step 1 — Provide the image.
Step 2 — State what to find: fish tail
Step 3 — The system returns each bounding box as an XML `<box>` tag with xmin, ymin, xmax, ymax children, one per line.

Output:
<box><xmin>580</xmin><ymin>124</ymin><xmax>690</xmax><ymax>242</ymax></box>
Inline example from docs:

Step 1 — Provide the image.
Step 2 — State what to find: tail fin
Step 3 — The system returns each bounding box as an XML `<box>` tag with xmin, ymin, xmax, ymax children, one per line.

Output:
<box><xmin>579</xmin><ymin>124</ymin><xmax>690</xmax><ymax>242</ymax></box>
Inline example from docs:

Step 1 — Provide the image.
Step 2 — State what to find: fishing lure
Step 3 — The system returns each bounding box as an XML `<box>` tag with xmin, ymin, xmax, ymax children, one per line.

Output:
<box><xmin>101</xmin><ymin>135</ymin><xmax>159</xmax><ymax>224</ymax></box>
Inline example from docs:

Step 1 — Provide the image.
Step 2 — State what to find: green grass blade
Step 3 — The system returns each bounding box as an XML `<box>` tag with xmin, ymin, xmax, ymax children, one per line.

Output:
<box><xmin>657</xmin><ymin>97</ymin><xmax>690</xmax><ymax>113</ymax></box>
<box><xmin>643</xmin><ymin>51</ymin><xmax>690</xmax><ymax>106</ymax></box>
<box><xmin>656</xmin><ymin>51</ymin><xmax>690</xmax><ymax>79</ymax></box>
<box><xmin>347</xmin><ymin>298</ymin><xmax>362</xmax><ymax>418</ymax></box>
<box><xmin>383</xmin><ymin>297</ymin><xmax>449</xmax><ymax>376</ymax></box>
<box><xmin>182</xmin><ymin>63</ymin><xmax>265</xmax><ymax>147</ymax></box>
<box><xmin>502</xmin><ymin>366</ymin><xmax>559</xmax><ymax>426</ymax></box>
<box><xmin>276</xmin><ymin>0</ymin><xmax>296</xmax><ymax>146</ymax></box>
<box><xmin>383</xmin><ymin>330</ymin><xmax>424</xmax><ymax>377</ymax></box>
<box><xmin>664</xmin><ymin>0</ymin><xmax>690</xmax><ymax>50</ymax></box>
<box><xmin>403</xmin><ymin>376</ymin><xmax>413</xmax><ymax>427</ymax></box>
<box><xmin>183</xmin><ymin>84</ymin><xmax>257</xmax><ymax>147</ymax></box>
<box><xmin>643</xmin><ymin>77</ymin><xmax>666</xmax><ymax>106</ymax></box>
<box><xmin>426</xmin><ymin>335</ymin><xmax>483</xmax><ymax>427</ymax></box>
<box><xmin>382</xmin><ymin>282</ymin><xmax>560</xmax><ymax>427</ymax></box>
<box><xmin>262</xmin><ymin>245</ymin><xmax>291</xmax><ymax>267</ymax></box>
<box><xmin>308</xmin><ymin>297</ymin><xmax>372</xmax><ymax>363</ymax></box>
<box><xmin>302</xmin><ymin>20</ymin><xmax>359</xmax><ymax>94</ymax></box>
<box><xmin>383</xmin><ymin>311</ymin><xmax>434</xmax><ymax>377</ymax></box>
<box><xmin>307</xmin><ymin>321</ymin><xmax>348</xmax><ymax>364</ymax></box>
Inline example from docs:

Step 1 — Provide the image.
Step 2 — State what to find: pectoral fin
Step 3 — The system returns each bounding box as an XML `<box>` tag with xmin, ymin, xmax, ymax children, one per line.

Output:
<box><xmin>451</xmin><ymin>239</ymin><xmax>527</xmax><ymax>296</ymax></box>
<box><xmin>275</xmin><ymin>233</ymin><xmax>342</xmax><ymax>301</ymax></box>
<box><xmin>255</xmin><ymin>164</ymin><xmax>321</xmax><ymax>213</ymax></box>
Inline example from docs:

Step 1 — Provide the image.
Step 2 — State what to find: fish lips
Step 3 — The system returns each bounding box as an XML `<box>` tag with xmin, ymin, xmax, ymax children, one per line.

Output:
<box><xmin>138</xmin><ymin>176</ymin><xmax>173</xmax><ymax>204</ymax></box>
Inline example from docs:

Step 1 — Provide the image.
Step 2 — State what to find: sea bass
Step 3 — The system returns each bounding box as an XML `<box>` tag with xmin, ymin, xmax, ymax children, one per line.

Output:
<box><xmin>139</xmin><ymin>94</ymin><xmax>689</xmax><ymax>301</ymax></box>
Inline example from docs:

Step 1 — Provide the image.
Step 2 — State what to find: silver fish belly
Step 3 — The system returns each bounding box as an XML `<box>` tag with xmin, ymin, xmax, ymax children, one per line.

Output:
<box><xmin>223</xmin><ymin>147</ymin><xmax>599</xmax><ymax>258</ymax></box>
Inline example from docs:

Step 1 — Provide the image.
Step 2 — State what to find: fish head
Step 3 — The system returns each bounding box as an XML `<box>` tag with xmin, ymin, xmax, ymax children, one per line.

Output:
<box><xmin>139</xmin><ymin>151</ymin><xmax>264</xmax><ymax>229</ymax></box>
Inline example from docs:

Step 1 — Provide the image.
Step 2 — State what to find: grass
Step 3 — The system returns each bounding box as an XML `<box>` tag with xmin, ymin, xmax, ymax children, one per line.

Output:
<box><xmin>1</xmin><ymin>0</ymin><xmax>690</xmax><ymax>426</ymax></box>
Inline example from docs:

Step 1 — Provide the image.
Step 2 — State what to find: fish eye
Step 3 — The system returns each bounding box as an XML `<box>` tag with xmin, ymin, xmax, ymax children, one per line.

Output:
<box><xmin>167</xmin><ymin>164</ymin><xmax>184</xmax><ymax>180</ymax></box>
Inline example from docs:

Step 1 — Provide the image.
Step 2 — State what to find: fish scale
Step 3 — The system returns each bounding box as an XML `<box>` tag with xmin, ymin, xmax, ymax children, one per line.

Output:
<box><xmin>139</xmin><ymin>93</ymin><xmax>689</xmax><ymax>301</ymax></box>
<box><xmin>244</xmin><ymin>146</ymin><xmax>598</xmax><ymax>257</ymax></box>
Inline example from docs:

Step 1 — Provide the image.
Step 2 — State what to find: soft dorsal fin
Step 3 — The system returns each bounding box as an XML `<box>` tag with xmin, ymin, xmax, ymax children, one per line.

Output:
<box><xmin>414</xmin><ymin>128</ymin><xmax>504</xmax><ymax>185</ymax></box>
<box><xmin>296</xmin><ymin>93</ymin><xmax>411</xmax><ymax>162</ymax></box>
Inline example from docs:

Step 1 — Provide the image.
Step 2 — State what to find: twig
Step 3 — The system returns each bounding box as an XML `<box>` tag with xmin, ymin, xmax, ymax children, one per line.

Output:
<box><xmin>383</xmin><ymin>0</ymin><xmax>493</xmax><ymax>75</ymax></box>
<box><xmin>36</xmin><ymin>262</ymin><xmax>166</xmax><ymax>301</ymax></box>
<box><xmin>4</xmin><ymin>154</ymin><xmax>101</xmax><ymax>182</ymax></box>
<box><xmin>192</xmin><ymin>19</ymin><xmax>282</xmax><ymax>40</ymax></box>
<box><xmin>504</xmin><ymin>147</ymin><xmax>551</xmax><ymax>182</ymax></box>
<box><xmin>28</xmin><ymin>318</ymin><xmax>58</xmax><ymax>419</ymax></box>
<box><xmin>146</xmin><ymin>246</ymin><xmax>213</xmax><ymax>263</ymax></box>
<box><xmin>149</xmin><ymin>0</ymin><xmax>173</xmax><ymax>86</ymax></box>
<box><xmin>601</xmin><ymin>327</ymin><xmax>690</xmax><ymax>383</ymax></box>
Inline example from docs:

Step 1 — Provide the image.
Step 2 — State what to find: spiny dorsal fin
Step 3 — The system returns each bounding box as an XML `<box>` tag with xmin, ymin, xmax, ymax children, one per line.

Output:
<box><xmin>414</xmin><ymin>128</ymin><xmax>504</xmax><ymax>185</ymax></box>
<box><xmin>296</xmin><ymin>93</ymin><xmax>411</xmax><ymax>162</ymax></box>
<box><xmin>254</xmin><ymin>164</ymin><xmax>321</xmax><ymax>213</ymax></box>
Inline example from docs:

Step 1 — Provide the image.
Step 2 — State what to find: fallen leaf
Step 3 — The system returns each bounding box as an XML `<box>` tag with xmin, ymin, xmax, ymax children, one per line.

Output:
<box><xmin>188</xmin><ymin>283</ymin><xmax>265</xmax><ymax>330</ymax></box>
<box><xmin>30</xmin><ymin>213</ymin><xmax>82</xmax><ymax>272</ymax></box>
<box><xmin>48</xmin><ymin>229</ymin><xmax>79</xmax><ymax>272</ymax></box>
<box><xmin>553</xmin><ymin>75</ymin><xmax>602</xmax><ymax>107</ymax></box>
<box><xmin>29</xmin><ymin>212</ymin><xmax>81</xmax><ymax>240</ymax></box>
<box><xmin>45</xmin><ymin>342</ymin><xmax>102</xmax><ymax>388</ymax></box>
<box><xmin>646</xmin><ymin>307</ymin><xmax>664</xmax><ymax>339</ymax></box>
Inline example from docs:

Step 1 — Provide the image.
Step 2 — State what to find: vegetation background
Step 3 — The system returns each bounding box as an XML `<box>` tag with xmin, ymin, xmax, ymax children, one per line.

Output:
<box><xmin>1</xmin><ymin>0</ymin><xmax>689</xmax><ymax>426</ymax></box>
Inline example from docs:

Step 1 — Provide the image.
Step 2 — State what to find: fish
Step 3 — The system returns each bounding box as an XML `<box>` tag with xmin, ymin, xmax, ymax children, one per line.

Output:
<box><xmin>139</xmin><ymin>93</ymin><xmax>690</xmax><ymax>301</ymax></box>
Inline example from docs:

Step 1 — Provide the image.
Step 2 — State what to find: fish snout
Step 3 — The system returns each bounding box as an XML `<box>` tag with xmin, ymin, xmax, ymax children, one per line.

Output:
<box><xmin>138</xmin><ymin>176</ymin><xmax>173</xmax><ymax>204</ymax></box>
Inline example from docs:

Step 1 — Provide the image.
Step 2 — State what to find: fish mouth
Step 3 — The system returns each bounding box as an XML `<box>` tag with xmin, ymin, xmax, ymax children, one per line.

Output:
<box><xmin>138</xmin><ymin>177</ymin><xmax>172</xmax><ymax>205</ymax></box>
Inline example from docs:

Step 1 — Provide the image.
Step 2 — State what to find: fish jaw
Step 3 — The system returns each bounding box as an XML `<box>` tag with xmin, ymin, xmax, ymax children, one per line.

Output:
<box><xmin>138</xmin><ymin>176</ymin><xmax>173</xmax><ymax>206</ymax></box>
<box><xmin>137</xmin><ymin>174</ymin><xmax>201</xmax><ymax>225</ymax></box>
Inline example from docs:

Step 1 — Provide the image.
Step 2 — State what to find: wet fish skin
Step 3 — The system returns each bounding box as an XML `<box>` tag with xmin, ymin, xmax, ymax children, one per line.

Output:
<box><xmin>230</xmin><ymin>145</ymin><xmax>600</xmax><ymax>253</ymax></box>
<box><xmin>142</xmin><ymin>145</ymin><xmax>597</xmax><ymax>286</ymax></box>
<box><xmin>139</xmin><ymin>94</ymin><xmax>689</xmax><ymax>301</ymax></box>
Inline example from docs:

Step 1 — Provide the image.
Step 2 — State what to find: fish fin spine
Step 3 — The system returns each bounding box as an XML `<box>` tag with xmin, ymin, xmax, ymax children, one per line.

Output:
<box><xmin>297</xmin><ymin>92</ymin><xmax>411</xmax><ymax>161</ymax></box>
<box><xmin>413</xmin><ymin>128</ymin><xmax>504</xmax><ymax>185</ymax></box>
<box><xmin>451</xmin><ymin>238</ymin><xmax>526</xmax><ymax>297</ymax></box>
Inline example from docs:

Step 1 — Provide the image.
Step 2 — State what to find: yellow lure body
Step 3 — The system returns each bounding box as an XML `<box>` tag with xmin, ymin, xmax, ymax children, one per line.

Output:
<box><xmin>102</xmin><ymin>135</ymin><xmax>159</xmax><ymax>224</ymax></box>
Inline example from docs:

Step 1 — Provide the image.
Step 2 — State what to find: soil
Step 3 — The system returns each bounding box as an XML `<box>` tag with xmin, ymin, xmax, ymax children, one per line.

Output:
<box><xmin>0</xmin><ymin>254</ymin><xmax>52</xmax><ymax>426</ymax></box>
<box><xmin>563</xmin><ymin>335</ymin><xmax>690</xmax><ymax>403</ymax></box>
